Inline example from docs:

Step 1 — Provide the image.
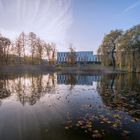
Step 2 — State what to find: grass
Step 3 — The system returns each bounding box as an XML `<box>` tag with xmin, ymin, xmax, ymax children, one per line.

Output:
<box><xmin>0</xmin><ymin>63</ymin><xmax>126</xmax><ymax>74</ymax></box>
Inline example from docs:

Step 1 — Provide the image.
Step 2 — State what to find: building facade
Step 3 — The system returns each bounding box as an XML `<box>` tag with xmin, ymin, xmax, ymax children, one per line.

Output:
<box><xmin>57</xmin><ymin>51</ymin><xmax>100</xmax><ymax>64</ymax></box>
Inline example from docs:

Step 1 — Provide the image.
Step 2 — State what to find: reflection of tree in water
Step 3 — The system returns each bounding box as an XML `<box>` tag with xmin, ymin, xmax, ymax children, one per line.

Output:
<box><xmin>66</xmin><ymin>75</ymin><xmax>77</xmax><ymax>90</ymax></box>
<box><xmin>16</xmin><ymin>74</ymin><xmax>56</xmax><ymax>105</ymax></box>
<box><xmin>0</xmin><ymin>76</ymin><xmax>11</xmax><ymax>105</ymax></box>
<box><xmin>0</xmin><ymin>74</ymin><xmax>56</xmax><ymax>105</ymax></box>
<box><xmin>97</xmin><ymin>73</ymin><xmax>140</xmax><ymax>118</ymax></box>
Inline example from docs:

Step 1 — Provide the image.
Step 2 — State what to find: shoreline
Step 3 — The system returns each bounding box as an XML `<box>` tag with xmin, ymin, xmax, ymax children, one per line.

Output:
<box><xmin>0</xmin><ymin>64</ymin><xmax>127</xmax><ymax>74</ymax></box>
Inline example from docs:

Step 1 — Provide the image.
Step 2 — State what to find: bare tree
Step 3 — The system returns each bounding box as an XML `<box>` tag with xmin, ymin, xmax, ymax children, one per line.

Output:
<box><xmin>42</xmin><ymin>42</ymin><xmax>57</xmax><ymax>65</ymax></box>
<box><xmin>67</xmin><ymin>44</ymin><xmax>77</xmax><ymax>65</ymax></box>
<box><xmin>15</xmin><ymin>32</ymin><xmax>26</xmax><ymax>64</ymax></box>
<box><xmin>0</xmin><ymin>36</ymin><xmax>11</xmax><ymax>64</ymax></box>
<box><xmin>28</xmin><ymin>32</ymin><xmax>37</xmax><ymax>64</ymax></box>
<box><xmin>0</xmin><ymin>32</ymin><xmax>57</xmax><ymax>65</ymax></box>
<box><xmin>50</xmin><ymin>43</ymin><xmax>56</xmax><ymax>65</ymax></box>
<box><xmin>36</xmin><ymin>38</ymin><xmax>43</xmax><ymax>64</ymax></box>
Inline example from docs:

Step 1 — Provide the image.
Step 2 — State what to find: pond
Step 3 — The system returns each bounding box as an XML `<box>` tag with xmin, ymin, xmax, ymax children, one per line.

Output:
<box><xmin>0</xmin><ymin>73</ymin><xmax>140</xmax><ymax>140</ymax></box>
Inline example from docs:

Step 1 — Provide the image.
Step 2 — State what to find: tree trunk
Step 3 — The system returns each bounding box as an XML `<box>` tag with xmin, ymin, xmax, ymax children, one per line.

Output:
<box><xmin>111</xmin><ymin>46</ymin><xmax>116</xmax><ymax>70</ymax></box>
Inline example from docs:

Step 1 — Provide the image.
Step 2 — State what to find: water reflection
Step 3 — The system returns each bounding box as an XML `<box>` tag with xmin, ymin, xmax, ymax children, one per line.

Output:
<box><xmin>57</xmin><ymin>74</ymin><xmax>100</xmax><ymax>85</ymax></box>
<box><xmin>0</xmin><ymin>77</ymin><xmax>11</xmax><ymax>105</ymax></box>
<box><xmin>0</xmin><ymin>74</ymin><xmax>57</xmax><ymax>105</ymax></box>
<box><xmin>57</xmin><ymin>74</ymin><xmax>100</xmax><ymax>90</ymax></box>
<box><xmin>0</xmin><ymin>73</ymin><xmax>140</xmax><ymax>113</ymax></box>
<box><xmin>0</xmin><ymin>73</ymin><xmax>140</xmax><ymax>139</ymax></box>
<box><xmin>97</xmin><ymin>73</ymin><xmax>140</xmax><ymax>118</ymax></box>
<box><xmin>0</xmin><ymin>74</ymin><xmax>101</xmax><ymax>105</ymax></box>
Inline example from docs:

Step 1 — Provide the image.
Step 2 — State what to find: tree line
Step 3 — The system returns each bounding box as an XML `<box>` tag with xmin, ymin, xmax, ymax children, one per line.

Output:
<box><xmin>0</xmin><ymin>32</ymin><xmax>56</xmax><ymax>65</ymax></box>
<box><xmin>98</xmin><ymin>24</ymin><xmax>140</xmax><ymax>72</ymax></box>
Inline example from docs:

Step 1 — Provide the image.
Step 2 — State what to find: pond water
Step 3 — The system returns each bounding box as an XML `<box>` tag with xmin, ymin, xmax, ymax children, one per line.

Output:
<box><xmin>0</xmin><ymin>73</ymin><xmax>140</xmax><ymax>140</ymax></box>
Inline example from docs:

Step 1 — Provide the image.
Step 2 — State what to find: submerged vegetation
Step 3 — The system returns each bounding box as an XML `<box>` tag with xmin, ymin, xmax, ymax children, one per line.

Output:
<box><xmin>98</xmin><ymin>24</ymin><xmax>140</xmax><ymax>72</ymax></box>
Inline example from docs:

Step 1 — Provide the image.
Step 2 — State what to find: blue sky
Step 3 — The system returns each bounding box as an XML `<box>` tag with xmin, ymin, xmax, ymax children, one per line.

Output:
<box><xmin>0</xmin><ymin>0</ymin><xmax>140</xmax><ymax>53</ymax></box>
<box><xmin>67</xmin><ymin>0</ymin><xmax>140</xmax><ymax>53</ymax></box>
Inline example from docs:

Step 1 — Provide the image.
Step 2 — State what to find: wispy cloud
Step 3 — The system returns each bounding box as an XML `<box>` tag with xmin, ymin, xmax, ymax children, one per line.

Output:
<box><xmin>0</xmin><ymin>0</ymin><xmax>72</xmax><ymax>47</ymax></box>
<box><xmin>123</xmin><ymin>1</ymin><xmax>140</xmax><ymax>12</ymax></box>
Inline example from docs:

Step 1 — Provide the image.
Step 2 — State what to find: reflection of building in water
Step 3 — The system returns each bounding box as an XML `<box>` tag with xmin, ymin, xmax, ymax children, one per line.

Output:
<box><xmin>57</xmin><ymin>74</ymin><xmax>101</xmax><ymax>85</ymax></box>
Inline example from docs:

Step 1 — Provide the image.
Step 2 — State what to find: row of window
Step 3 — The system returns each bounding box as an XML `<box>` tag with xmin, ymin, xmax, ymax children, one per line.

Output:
<box><xmin>57</xmin><ymin>52</ymin><xmax>94</xmax><ymax>57</ymax></box>
<box><xmin>57</xmin><ymin>57</ymin><xmax>98</xmax><ymax>62</ymax></box>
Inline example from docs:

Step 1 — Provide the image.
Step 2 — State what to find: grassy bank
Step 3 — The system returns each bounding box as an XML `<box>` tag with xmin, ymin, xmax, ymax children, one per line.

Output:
<box><xmin>0</xmin><ymin>64</ymin><xmax>126</xmax><ymax>74</ymax></box>
<box><xmin>55</xmin><ymin>64</ymin><xmax>125</xmax><ymax>73</ymax></box>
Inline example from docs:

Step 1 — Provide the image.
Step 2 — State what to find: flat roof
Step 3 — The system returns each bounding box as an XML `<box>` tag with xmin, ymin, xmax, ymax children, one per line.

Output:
<box><xmin>57</xmin><ymin>51</ymin><xmax>93</xmax><ymax>53</ymax></box>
